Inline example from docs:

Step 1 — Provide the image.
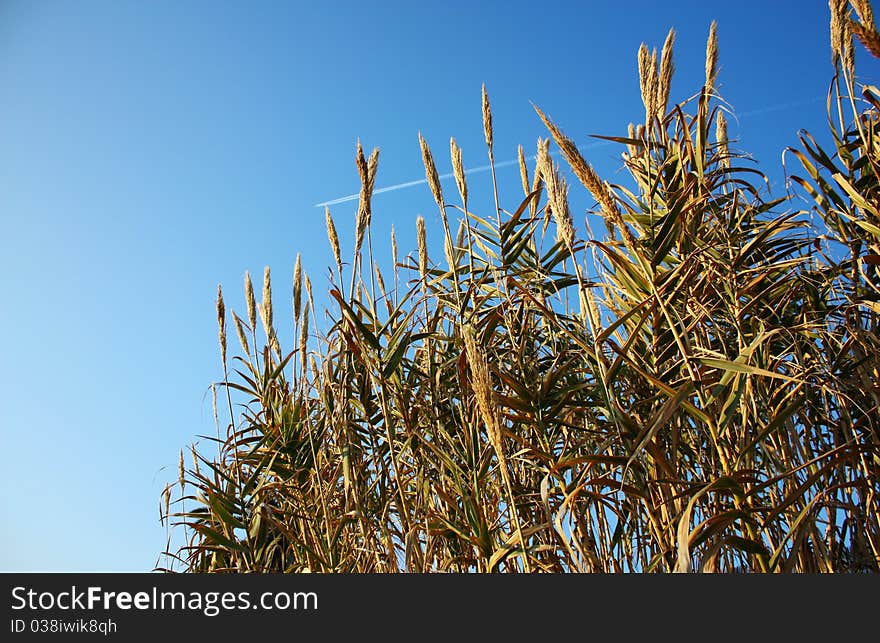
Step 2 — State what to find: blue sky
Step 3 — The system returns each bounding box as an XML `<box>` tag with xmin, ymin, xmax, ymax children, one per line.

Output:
<box><xmin>1</xmin><ymin>1</ymin><xmax>877</xmax><ymax>571</ymax></box>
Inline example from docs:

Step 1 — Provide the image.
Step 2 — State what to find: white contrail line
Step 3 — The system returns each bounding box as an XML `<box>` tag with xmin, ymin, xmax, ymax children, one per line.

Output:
<box><xmin>313</xmin><ymin>141</ymin><xmax>612</xmax><ymax>208</ymax></box>
<box><xmin>313</xmin><ymin>96</ymin><xmax>824</xmax><ymax>208</ymax></box>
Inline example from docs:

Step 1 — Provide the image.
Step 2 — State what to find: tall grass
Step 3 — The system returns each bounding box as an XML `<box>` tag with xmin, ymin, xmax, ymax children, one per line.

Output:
<box><xmin>158</xmin><ymin>2</ymin><xmax>880</xmax><ymax>573</ymax></box>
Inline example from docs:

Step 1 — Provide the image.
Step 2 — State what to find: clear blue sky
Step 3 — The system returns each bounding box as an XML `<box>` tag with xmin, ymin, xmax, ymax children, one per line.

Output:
<box><xmin>1</xmin><ymin>1</ymin><xmax>877</xmax><ymax>571</ymax></box>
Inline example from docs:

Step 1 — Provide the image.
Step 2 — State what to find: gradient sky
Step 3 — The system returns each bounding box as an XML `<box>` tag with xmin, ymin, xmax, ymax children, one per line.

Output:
<box><xmin>1</xmin><ymin>1</ymin><xmax>878</xmax><ymax>571</ymax></box>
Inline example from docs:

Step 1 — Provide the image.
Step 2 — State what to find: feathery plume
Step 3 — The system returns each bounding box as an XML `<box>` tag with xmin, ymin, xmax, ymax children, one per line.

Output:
<box><xmin>716</xmin><ymin>111</ymin><xmax>729</xmax><ymax>167</ymax></box>
<box><xmin>417</xmin><ymin>215</ymin><xmax>428</xmax><ymax>281</ymax></box>
<box><xmin>163</xmin><ymin>483</ymin><xmax>172</xmax><ymax>522</ymax></box>
<box><xmin>450</xmin><ymin>137</ymin><xmax>468</xmax><ymax>205</ymax></box>
<box><xmin>232</xmin><ymin>311</ymin><xmax>250</xmax><ymax>357</ymax></box>
<box><xmin>849</xmin><ymin>0</ymin><xmax>879</xmax><ymax>62</ymax></box>
<box><xmin>533</xmin><ymin>138</ymin><xmax>549</xmax><ymax>220</ymax></box>
<box><xmin>190</xmin><ymin>443</ymin><xmax>200</xmax><ymax>477</ymax></box>
<box><xmin>391</xmin><ymin>225</ymin><xmax>398</xmax><ymax>270</ymax></box>
<box><xmin>419</xmin><ymin>133</ymin><xmax>444</xmax><ymax>211</ymax></box>
<box><xmin>534</xmin><ymin>106</ymin><xmax>638</xmax><ymax>254</ymax></box>
<box><xmin>178</xmin><ymin>449</ymin><xmax>185</xmax><ymax>493</ymax></box>
<box><xmin>299</xmin><ymin>305</ymin><xmax>310</xmax><ymax>379</ymax></box>
<box><xmin>353</xmin><ymin>142</ymin><xmax>372</xmax><ymax>260</ymax></box>
<box><xmin>482</xmin><ymin>84</ymin><xmax>494</xmax><ymax>153</ymax></box>
<box><xmin>657</xmin><ymin>28</ymin><xmax>676</xmax><ymax>116</ymax></box>
<box><xmin>444</xmin><ymin>233</ymin><xmax>455</xmax><ymax>271</ymax></box>
<box><xmin>293</xmin><ymin>253</ymin><xmax>302</xmax><ymax>324</ymax></box>
<box><xmin>462</xmin><ymin>325</ymin><xmax>501</xmax><ymax>452</ymax></box>
<box><xmin>244</xmin><ymin>271</ymin><xmax>257</xmax><ymax>332</ymax></box>
<box><xmin>260</xmin><ymin>266</ymin><xmax>273</xmax><ymax>341</ymax></box>
<box><xmin>305</xmin><ymin>274</ymin><xmax>314</xmax><ymax>314</ymax></box>
<box><xmin>705</xmin><ymin>21</ymin><xmax>719</xmax><ymax>93</ymax></box>
<box><xmin>216</xmin><ymin>284</ymin><xmax>227</xmax><ymax>367</ymax></box>
<box><xmin>375</xmin><ymin>265</ymin><xmax>387</xmax><ymax>298</ymax></box>
<box><xmin>518</xmin><ymin>145</ymin><xmax>530</xmax><ymax>198</ymax></box>
<box><xmin>625</xmin><ymin>123</ymin><xmax>639</xmax><ymax>159</ymax></box>
<box><xmin>538</xmin><ymin>154</ymin><xmax>575</xmax><ymax>249</ymax></box>
<box><xmin>325</xmin><ymin>207</ymin><xmax>343</xmax><ymax>278</ymax></box>
<box><xmin>638</xmin><ymin>43</ymin><xmax>658</xmax><ymax>123</ymax></box>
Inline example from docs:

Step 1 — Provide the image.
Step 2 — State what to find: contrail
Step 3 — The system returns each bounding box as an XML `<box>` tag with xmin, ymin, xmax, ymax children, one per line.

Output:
<box><xmin>313</xmin><ymin>141</ymin><xmax>612</xmax><ymax>208</ymax></box>
<box><xmin>313</xmin><ymin>96</ymin><xmax>824</xmax><ymax>208</ymax></box>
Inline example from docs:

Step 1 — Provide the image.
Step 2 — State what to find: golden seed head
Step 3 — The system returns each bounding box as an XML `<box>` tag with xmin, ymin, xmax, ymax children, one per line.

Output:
<box><xmin>232</xmin><ymin>311</ymin><xmax>250</xmax><ymax>357</ymax></box>
<box><xmin>852</xmin><ymin>0</ymin><xmax>876</xmax><ymax>26</ymax></box>
<box><xmin>293</xmin><ymin>253</ymin><xmax>302</xmax><ymax>324</ymax></box>
<box><xmin>305</xmin><ymin>274</ymin><xmax>314</xmax><ymax>314</ymax></box>
<box><xmin>849</xmin><ymin>0</ymin><xmax>880</xmax><ymax>61</ymax></box>
<box><xmin>417</xmin><ymin>215</ymin><xmax>428</xmax><ymax>281</ymax></box>
<box><xmin>354</xmin><ymin>143</ymin><xmax>368</xmax><ymax>258</ymax></box>
<box><xmin>462</xmin><ymin>325</ymin><xmax>501</xmax><ymax>453</ymax></box>
<box><xmin>482</xmin><ymin>84</ymin><xmax>494</xmax><ymax>153</ymax></box>
<box><xmin>450</xmin><ymin>137</ymin><xmax>468</xmax><ymax>204</ymax></box>
<box><xmin>190</xmin><ymin>443</ymin><xmax>200</xmax><ymax>477</ymax></box>
<box><xmin>354</xmin><ymin>142</ymin><xmax>380</xmax><ymax>260</ymax></box>
<box><xmin>535</xmin><ymin>106</ymin><xmax>635</xmax><ymax>252</ymax></box>
<box><xmin>657</xmin><ymin>28</ymin><xmax>676</xmax><ymax>116</ymax></box>
<box><xmin>637</xmin><ymin>43</ymin><xmax>652</xmax><ymax>121</ymax></box>
<box><xmin>419</xmin><ymin>133</ymin><xmax>444</xmax><ymax>211</ymax></box>
<box><xmin>244</xmin><ymin>270</ymin><xmax>257</xmax><ymax>331</ymax></box>
<box><xmin>586</xmin><ymin>286</ymin><xmax>602</xmax><ymax>333</ymax></box>
<box><xmin>705</xmin><ymin>21</ymin><xmax>719</xmax><ymax>93</ymax></box>
<box><xmin>178</xmin><ymin>449</ymin><xmax>185</xmax><ymax>493</ymax></box>
<box><xmin>299</xmin><ymin>304</ymin><xmax>310</xmax><ymax>377</ymax></box>
<box><xmin>391</xmin><ymin>225</ymin><xmax>398</xmax><ymax>270</ymax></box>
<box><xmin>539</xmin><ymin>154</ymin><xmax>574</xmax><ymax>249</ymax></box>
<box><xmin>260</xmin><ymin>266</ymin><xmax>273</xmax><ymax>340</ymax></box>
<box><xmin>325</xmin><ymin>207</ymin><xmax>342</xmax><ymax>276</ymax></box>
<box><xmin>830</xmin><ymin>0</ymin><xmax>846</xmax><ymax>65</ymax></box>
<box><xmin>534</xmin><ymin>138</ymin><xmax>550</xmax><ymax>224</ymax></box>
<box><xmin>518</xmin><ymin>145</ymin><xmax>530</xmax><ymax>198</ymax></box>
<box><xmin>163</xmin><ymin>483</ymin><xmax>171</xmax><ymax>520</ymax></box>
<box><xmin>444</xmin><ymin>233</ymin><xmax>455</xmax><ymax>271</ymax></box>
<box><xmin>716</xmin><ymin>111</ymin><xmax>729</xmax><ymax>167</ymax></box>
<box><xmin>375</xmin><ymin>265</ymin><xmax>387</xmax><ymax>297</ymax></box>
<box><xmin>216</xmin><ymin>284</ymin><xmax>227</xmax><ymax>367</ymax></box>
<box><xmin>626</xmin><ymin>122</ymin><xmax>639</xmax><ymax>159</ymax></box>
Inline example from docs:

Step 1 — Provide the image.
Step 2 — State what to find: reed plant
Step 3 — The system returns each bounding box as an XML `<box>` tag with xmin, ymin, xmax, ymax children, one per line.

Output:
<box><xmin>159</xmin><ymin>1</ymin><xmax>880</xmax><ymax>573</ymax></box>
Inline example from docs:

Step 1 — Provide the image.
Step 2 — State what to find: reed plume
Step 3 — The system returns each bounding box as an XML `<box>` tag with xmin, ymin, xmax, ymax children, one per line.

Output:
<box><xmin>705</xmin><ymin>21</ymin><xmax>719</xmax><ymax>92</ymax></box>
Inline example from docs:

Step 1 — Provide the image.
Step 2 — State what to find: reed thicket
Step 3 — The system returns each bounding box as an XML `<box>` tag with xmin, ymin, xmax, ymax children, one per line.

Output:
<box><xmin>159</xmin><ymin>1</ymin><xmax>880</xmax><ymax>572</ymax></box>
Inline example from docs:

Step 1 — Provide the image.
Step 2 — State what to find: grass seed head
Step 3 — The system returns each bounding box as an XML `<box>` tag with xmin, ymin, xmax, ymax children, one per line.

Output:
<box><xmin>419</xmin><ymin>133</ymin><xmax>444</xmax><ymax>211</ymax></box>
<box><xmin>518</xmin><ymin>144</ymin><xmax>530</xmax><ymax>198</ymax></box>
<box><xmin>417</xmin><ymin>215</ymin><xmax>428</xmax><ymax>280</ymax></box>
<box><xmin>244</xmin><ymin>271</ymin><xmax>257</xmax><ymax>332</ymax></box>
<box><xmin>261</xmin><ymin>266</ymin><xmax>274</xmax><ymax>340</ymax></box>
<box><xmin>849</xmin><ymin>0</ymin><xmax>880</xmax><ymax>62</ymax></box>
<box><xmin>716</xmin><ymin>111</ymin><xmax>729</xmax><ymax>167</ymax></box>
<box><xmin>482</xmin><ymin>84</ymin><xmax>494</xmax><ymax>153</ymax></box>
<box><xmin>232</xmin><ymin>311</ymin><xmax>250</xmax><ymax>357</ymax></box>
<box><xmin>658</xmin><ymin>28</ymin><xmax>676</xmax><ymax>115</ymax></box>
<box><xmin>450</xmin><ymin>137</ymin><xmax>468</xmax><ymax>204</ymax></box>
<box><xmin>391</xmin><ymin>225</ymin><xmax>398</xmax><ymax>271</ymax></box>
<box><xmin>216</xmin><ymin>284</ymin><xmax>227</xmax><ymax>367</ymax></box>
<box><xmin>705</xmin><ymin>21</ymin><xmax>719</xmax><ymax>92</ymax></box>
<box><xmin>325</xmin><ymin>207</ymin><xmax>342</xmax><ymax>277</ymax></box>
<box><xmin>178</xmin><ymin>449</ymin><xmax>185</xmax><ymax>493</ymax></box>
<box><xmin>293</xmin><ymin>253</ymin><xmax>302</xmax><ymax>324</ymax></box>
